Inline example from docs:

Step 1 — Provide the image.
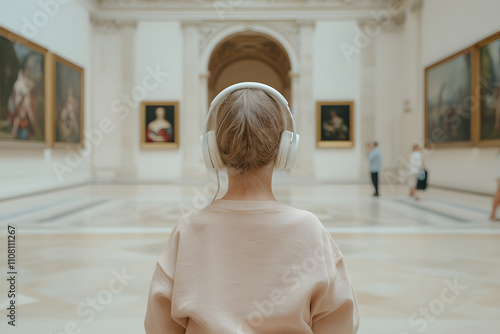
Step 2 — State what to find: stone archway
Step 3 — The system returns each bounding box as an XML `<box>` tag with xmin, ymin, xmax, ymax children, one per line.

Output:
<box><xmin>181</xmin><ymin>22</ymin><xmax>314</xmax><ymax>179</ymax></box>
<box><xmin>208</xmin><ymin>33</ymin><xmax>292</xmax><ymax>103</ymax></box>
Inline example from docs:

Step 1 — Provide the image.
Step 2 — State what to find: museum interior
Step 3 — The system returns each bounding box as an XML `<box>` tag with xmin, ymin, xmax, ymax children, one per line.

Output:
<box><xmin>0</xmin><ymin>0</ymin><xmax>499</xmax><ymax>333</ymax></box>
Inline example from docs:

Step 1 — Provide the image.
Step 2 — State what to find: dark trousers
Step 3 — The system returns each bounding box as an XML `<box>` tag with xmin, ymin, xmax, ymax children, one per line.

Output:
<box><xmin>371</xmin><ymin>172</ymin><xmax>379</xmax><ymax>196</ymax></box>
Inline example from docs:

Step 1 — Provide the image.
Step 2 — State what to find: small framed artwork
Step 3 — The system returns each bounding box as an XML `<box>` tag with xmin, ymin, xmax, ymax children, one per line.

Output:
<box><xmin>0</xmin><ymin>26</ymin><xmax>49</xmax><ymax>146</ymax></box>
<box><xmin>141</xmin><ymin>101</ymin><xmax>179</xmax><ymax>149</ymax></box>
<box><xmin>316</xmin><ymin>101</ymin><xmax>354</xmax><ymax>148</ymax></box>
<box><xmin>477</xmin><ymin>31</ymin><xmax>500</xmax><ymax>146</ymax></box>
<box><xmin>52</xmin><ymin>54</ymin><xmax>84</xmax><ymax>146</ymax></box>
<box><xmin>424</xmin><ymin>47</ymin><xmax>476</xmax><ymax>147</ymax></box>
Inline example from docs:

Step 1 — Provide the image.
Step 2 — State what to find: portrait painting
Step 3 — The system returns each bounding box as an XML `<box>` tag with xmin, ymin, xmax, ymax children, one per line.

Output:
<box><xmin>53</xmin><ymin>55</ymin><xmax>84</xmax><ymax>145</ymax></box>
<box><xmin>0</xmin><ymin>27</ymin><xmax>47</xmax><ymax>145</ymax></box>
<box><xmin>141</xmin><ymin>101</ymin><xmax>179</xmax><ymax>149</ymax></box>
<box><xmin>478</xmin><ymin>31</ymin><xmax>500</xmax><ymax>144</ymax></box>
<box><xmin>316</xmin><ymin>101</ymin><xmax>354</xmax><ymax>148</ymax></box>
<box><xmin>425</xmin><ymin>48</ymin><xmax>473</xmax><ymax>146</ymax></box>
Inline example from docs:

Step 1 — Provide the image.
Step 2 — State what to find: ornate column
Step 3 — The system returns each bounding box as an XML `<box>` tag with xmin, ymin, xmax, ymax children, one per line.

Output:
<box><xmin>118</xmin><ymin>21</ymin><xmax>138</xmax><ymax>178</ymax></box>
<box><xmin>90</xmin><ymin>17</ymin><xmax>124</xmax><ymax>180</ymax></box>
<box><xmin>199</xmin><ymin>71</ymin><xmax>210</xmax><ymax>121</ymax></box>
<box><xmin>397</xmin><ymin>0</ymin><xmax>424</xmax><ymax>164</ymax></box>
<box><xmin>181</xmin><ymin>22</ymin><xmax>205</xmax><ymax>178</ymax></box>
<box><xmin>358</xmin><ymin>20</ymin><xmax>376</xmax><ymax>178</ymax></box>
<box><xmin>290</xmin><ymin>20</ymin><xmax>315</xmax><ymax>178</ymax></box>
<box><xmin>90</xmin><ymin>17</ymin><xmax>138</xmax><ymax>180</ymax></box>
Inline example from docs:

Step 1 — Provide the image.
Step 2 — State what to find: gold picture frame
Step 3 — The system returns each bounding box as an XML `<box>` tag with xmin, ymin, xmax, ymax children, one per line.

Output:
<box><xmin>140</xmin><ymin>101</ymin><xmax>179</xmax><ymax>149</ymax></box>
<box><xmin>51</xmin><ymin>54</ymin><xmax>85</xmax><ymax>147</ymax></box>
<box><xmin>0</xmin><ymin>26</ymin><xmax>50</xmax><ymax>147</ymax></box>
<box><xmin>316</xmin><ymin>101</ymin><xmax>354</xmax><ymax>148</ymax></box>
<box><xmin>476</xmin><ymin>31</ymin><xmax>500</xmax><ymax>147</ymax></box>
<box><xmin>424</xmin><ymin>46</ymin><xmax>478</xmax><ymax>148</ymax></box>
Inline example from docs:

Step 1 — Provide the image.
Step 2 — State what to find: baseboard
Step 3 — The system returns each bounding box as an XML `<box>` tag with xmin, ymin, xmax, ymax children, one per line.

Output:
<box><xmin>428</xmin><ymin>185</ymin><xmax>494</xmax><ymax>197</ymax></box>
<box><xmin>0</xmin><ymin>181</ymin><xmax>90</xmax><ymax>202</ymax></box>
<box><xmin>2</xmin><ymin>179</ymin><xmax>490</xmax><ymax>202</ymax></box>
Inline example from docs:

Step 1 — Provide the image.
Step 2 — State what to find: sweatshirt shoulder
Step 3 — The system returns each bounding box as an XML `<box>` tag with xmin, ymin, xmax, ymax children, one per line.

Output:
<box><xmin>171</xmin><ymin>209</ymin><xmax>204</xmax><ymax>231</ymax></box>
<box><xmin>281</xmin><ymin>205</ymin><xmax>327</xmax><ymax>234</ymax></box>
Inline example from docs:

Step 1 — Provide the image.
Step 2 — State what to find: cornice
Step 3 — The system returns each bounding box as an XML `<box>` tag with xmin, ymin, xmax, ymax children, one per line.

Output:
<box><xmin>76</xmin><ymin>0</ymin><xmax>99</xmax><ymax>13</ymax></box>
<box><xmin>95</xmin><ymin>0</ymin><xmax>395</xmax><ymax>10</ymax></box>
<box><xmin>90</xmin><ymin>13</ymin><xmax>138</xmax><ymax>32</ymax></box>
<box><xmin>80</xmin><ymin>0</ymin><xmax>401</xmax><ymax>22</ymax></box>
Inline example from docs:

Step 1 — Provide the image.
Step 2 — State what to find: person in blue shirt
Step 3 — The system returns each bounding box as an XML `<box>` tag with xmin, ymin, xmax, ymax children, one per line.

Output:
<box><xmin>366</xmin><ymin>141</ymin><xmax>382</xmax><ymax>197</ymax></box>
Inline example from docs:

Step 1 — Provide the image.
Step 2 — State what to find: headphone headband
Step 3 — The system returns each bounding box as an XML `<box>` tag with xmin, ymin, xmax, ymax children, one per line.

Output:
<box><xmin>210</xmin><ymin>82</ymin><xmax>289</xmax><ymax>111</ymax></box>
<box><xmin>205</xmin><ymin>82</ymin><xmax>296</xmax><ymax>136</ymax></box>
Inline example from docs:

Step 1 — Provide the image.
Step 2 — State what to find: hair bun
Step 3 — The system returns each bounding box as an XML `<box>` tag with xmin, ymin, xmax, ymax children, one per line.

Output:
<box><xmin>214</xmin><ymin>88</ymin><xmax>287</xmax><ymax>172</ymax></box>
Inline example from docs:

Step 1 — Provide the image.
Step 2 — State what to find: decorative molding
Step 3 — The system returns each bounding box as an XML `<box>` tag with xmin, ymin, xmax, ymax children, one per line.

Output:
<box><xmin>410</xmin><ymin>0</ymin><xmax>423</xmax><ymax>13</ymax></box>
<box><xmin>199</xmin><ymin>71</ymin><xmax>211</xmax><ymax>79</ymax></box>
<box><xmin>90</xmin><ymin>13</ymin><xmax>138</xmax><ymax>32</ymax></box>
<box><xmin>75</xmin><ymin>0</ymin><xmax>99</xmax><ymax>13</ymax></box>
<box><xmin>194</xmin><ymin>20</ymin><xmax>300</xmax><ymax>59</ymax></box>
<box><xmin>95</xmin><ymin>0</ymin><xmax>397</xmax><ymax>9</ymax></box>
<box><xmin>357</xmin><ymin>3</ymin><xmax>406</xmax><ymax>33</ymax></box>
<box><xmin>266</xmin><ymin>21</ymin><xmax>300</xmax><ymax>54</ymax></box>
<box><xmin>197</xmin><ymin>22</ymin><xmax>231</xmax><ymax>56</ymax></box>
<box><xmin>83</xmin><ymin>0</ymin><xmax>400</xmax><ymax>22</ymax></box>
<box><xmin>295</xmin><ymin>20</ymin><xmax>315</xmax><ymax>28</ymax></box>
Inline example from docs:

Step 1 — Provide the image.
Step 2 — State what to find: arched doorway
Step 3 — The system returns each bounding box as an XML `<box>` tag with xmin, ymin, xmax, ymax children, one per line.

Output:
<box><xmin>208</xmin><ymin>33</ymin><xmax>292</xmax><ymax>103</ymax></box>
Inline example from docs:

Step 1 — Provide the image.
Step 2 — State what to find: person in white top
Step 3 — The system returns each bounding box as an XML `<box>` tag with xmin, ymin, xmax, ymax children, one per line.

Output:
<box><xmin>409</xmin><ymin>144</ymin><xmax>424</xmax><ymax>200</ymax></box>
<box><xmin>144</xmin><ymin>83</ymin><xmax>360</xmax><ymax>333</ymax></box>
<box><xmin>489</xmin><ymin>151</ymin><xmax>500</xmax><ymax>221</ymax></box>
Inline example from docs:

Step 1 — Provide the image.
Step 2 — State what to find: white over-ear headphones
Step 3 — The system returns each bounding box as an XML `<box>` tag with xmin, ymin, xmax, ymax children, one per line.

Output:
<box><xmin>201</xmin><ymin>82</ymin><xmax>300</xmax><ymax>171</ymax></box>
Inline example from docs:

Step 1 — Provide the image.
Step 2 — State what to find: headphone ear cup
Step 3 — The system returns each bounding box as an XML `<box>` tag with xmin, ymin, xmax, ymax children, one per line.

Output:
<box><xmin>275</xmin><ymin>130</ymin><xmax>292</xmax><ymax>170</ymax></box>
<box><xmin>201</xmin><ymin>134</ymin><xmax>213</xmax><ymax>169</ymax></box>
<box><xmin>206</xmin><ymin>130</ymin><xmax>224</xmax><ymax>169</ymax></box>
<box><xmin>287</xmin><ymin>133</ymin><xmax>299</xmax><ymax>169</ymax></box>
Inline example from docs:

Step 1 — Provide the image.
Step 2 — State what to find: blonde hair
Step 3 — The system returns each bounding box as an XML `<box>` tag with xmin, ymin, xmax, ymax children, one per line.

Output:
<box><xmin>214</xmin><ymin>88</ymin><xmax>287</xmax><ymax>173</ymax></box>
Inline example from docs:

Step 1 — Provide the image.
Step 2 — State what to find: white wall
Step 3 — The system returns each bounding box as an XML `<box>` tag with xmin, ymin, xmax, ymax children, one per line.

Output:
<box><xmin>4</xmin><ymin>0</ymin><xmax>498</xmax><ymax>195</ymax></box>
<box><xmin>0</xmin><ymin>0</ymin><xmax>92</xmax><ymax>199</ymax></box>
<box><xmin>133</xmin><ymin>22</ymin><xmax>184</xmax><ymax>180</ymax></box>
<box><xmin>419</xmin><ymin>0</ymin><xmax>500</xmax><ymax>194</ymax></box>
<box><xmin>313</xmin><ymin>21</ymin><xmax>362</xmax><ymax>181</ymax></box>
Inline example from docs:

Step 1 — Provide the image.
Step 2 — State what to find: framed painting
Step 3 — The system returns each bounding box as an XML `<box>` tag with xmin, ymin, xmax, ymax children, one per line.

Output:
<box><xmin>141</xmin><ymin>101</ymin><xmax>179</xmax><ymax>149</ymax></box>
<box><xmin>316</xmin><ymin>101</ymin><xmax>354</xmax><ymax>148</ymax></box>
<box><xmin>52</xmin><ymin>54</ymin><xmax>84</xmax><ymax>146</ymax></box>
<box><xmin>424</xmin><ymin>47</ymin><xmax>476</xmax><ymax>147</ymax></box>
<box><xmin>0</xmin><ymin>26</ymin><xmax>49</xmax><ymax>146</ymax></box>
<box><xmin>477</xmin><ymin>31</ymin><xmax>500</xmax><ymax>146</ymax></box>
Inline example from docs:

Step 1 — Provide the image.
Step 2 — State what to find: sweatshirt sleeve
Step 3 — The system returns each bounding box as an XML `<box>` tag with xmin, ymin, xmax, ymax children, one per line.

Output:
<box><xmin>144</xmin><ymin>263</ymin><xmax>186</xmax><ymax>334</ymax></box>
<box><xmin>144</xmin><ymin>220</ymin><xmax>188</xmax><ymax>334</ymax></box>
<box><xmin>311</xmin><ymin>236</ymin><xmax>360</xmax><ymax>334</ymax></box>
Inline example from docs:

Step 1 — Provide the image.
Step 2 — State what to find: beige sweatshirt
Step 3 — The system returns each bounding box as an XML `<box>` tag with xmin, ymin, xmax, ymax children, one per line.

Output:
<box><xmin>145</xmin><ymin>200</ymin><xmax>359</xmax><ymax>334</ymax></box>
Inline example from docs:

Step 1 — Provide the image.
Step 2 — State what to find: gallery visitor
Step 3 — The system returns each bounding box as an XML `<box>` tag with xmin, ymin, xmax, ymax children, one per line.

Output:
<box><xmin>144</xmin><ymin>83</ymin><xmax>359</xmax><ymax>334</ymax></box>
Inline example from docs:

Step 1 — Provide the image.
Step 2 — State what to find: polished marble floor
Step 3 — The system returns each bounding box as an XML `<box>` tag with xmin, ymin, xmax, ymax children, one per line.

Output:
<box><xmin>0</xmin><ymin>182</ymin><xmax>499</xmax><ymax>334</ymax></box>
